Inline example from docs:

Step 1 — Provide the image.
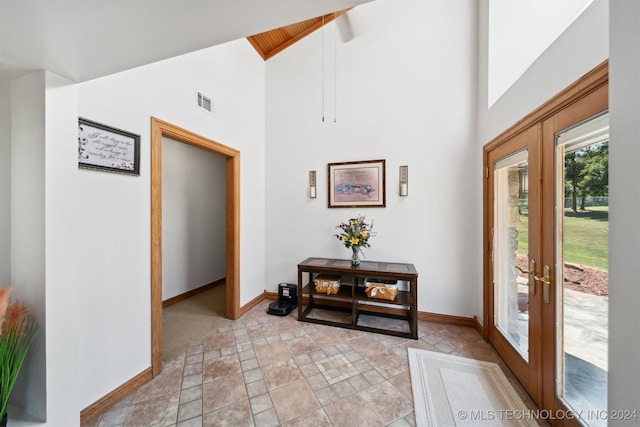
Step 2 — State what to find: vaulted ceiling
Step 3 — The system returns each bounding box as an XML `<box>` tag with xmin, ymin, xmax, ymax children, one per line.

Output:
<box><xmin>0</xmin><ymin>0</ymin><xmax>371</xmax><ymax>82</ymax></box>
<box><xmin>247</xmin><ymin>9</ymin><xmax>351</xmax><ymax>60</ymax></box>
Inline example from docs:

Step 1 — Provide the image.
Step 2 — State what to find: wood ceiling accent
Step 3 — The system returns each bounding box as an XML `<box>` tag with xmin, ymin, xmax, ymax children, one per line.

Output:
<box><xmin>247</xmin><ymin>8</ymin><xmax>350</xmax><ymax>60</ymax></box>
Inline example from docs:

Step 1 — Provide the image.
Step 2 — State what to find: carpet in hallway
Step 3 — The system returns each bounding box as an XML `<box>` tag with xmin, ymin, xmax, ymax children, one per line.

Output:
<box><xmin>162</xmin><ymin>285</ymin><xmax>231</xmax><ymax>363</ymax></box>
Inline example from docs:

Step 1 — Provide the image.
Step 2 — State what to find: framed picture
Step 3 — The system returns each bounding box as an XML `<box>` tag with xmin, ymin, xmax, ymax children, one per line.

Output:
<box><xmin>78</xmin><ymin>117</ymin><xmax>140</xmax><ymax>175</ymax></box>
<box><xmin>328</xmin><ymin>159</ymin><xmax>386</xmax><ymax>208</ymax></box>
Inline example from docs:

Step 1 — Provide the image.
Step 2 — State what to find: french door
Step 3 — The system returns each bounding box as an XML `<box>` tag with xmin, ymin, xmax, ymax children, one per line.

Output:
<box><xmin>484</xmin><ymin>66</ymin><xmax>608</xmax><ymax>426</ymax></box>
<box><xmin>486</xmin><ymin>123</ymin><xmax>543</xmax><ymax>401</ymax></box>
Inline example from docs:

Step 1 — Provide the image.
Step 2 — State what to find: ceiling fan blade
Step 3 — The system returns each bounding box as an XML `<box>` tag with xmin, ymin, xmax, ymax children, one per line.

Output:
<box><xmin>336</xmin><ymin>14</ymin><xmax>354</xmax><ymax>42</ymax></box>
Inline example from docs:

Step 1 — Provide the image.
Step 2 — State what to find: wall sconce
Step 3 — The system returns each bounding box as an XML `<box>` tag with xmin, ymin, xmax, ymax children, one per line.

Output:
<box><xmin>309</xmin><ymin>171</ymin><xmax>317</xmax><ymax>198</ymax></box>
<box><xmin>399</xmin><ymin>165</ymin><xmax>408</xmax><ymax>197</ymax></box>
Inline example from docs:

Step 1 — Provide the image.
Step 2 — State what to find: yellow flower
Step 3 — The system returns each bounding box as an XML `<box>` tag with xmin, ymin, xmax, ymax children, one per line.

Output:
<box><xmin>341</xmin><ymin>235</ymin><xmax>347</xmax><ymax>241</ymax></box>
<box><xmin>360</xmin><ymin>232</ymin><xmax>369</xmax><ymax>239</ymax></box>
<box><xmin>350</xmin><ymin>236</ymin><xmax>360</xmax><ymax>245</ymax></box>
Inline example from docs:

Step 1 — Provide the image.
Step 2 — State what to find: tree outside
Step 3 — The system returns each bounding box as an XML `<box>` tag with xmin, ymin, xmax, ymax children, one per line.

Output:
<box><xmin>564</xmin><ymin>142</ymin><xmax>608</xmax><ymax>212</ymax></box>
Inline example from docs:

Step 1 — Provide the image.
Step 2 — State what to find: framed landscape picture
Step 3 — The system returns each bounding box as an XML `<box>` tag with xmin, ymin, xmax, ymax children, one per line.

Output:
<box><xmin>328</xmin><ymin>159</ymin><xmax>386</xmax><ymax>208</ymax></box>
<box><xmin>78</xmin><ymin>117</ymin><xmax>140</xmax><ymax>175</ymax></box>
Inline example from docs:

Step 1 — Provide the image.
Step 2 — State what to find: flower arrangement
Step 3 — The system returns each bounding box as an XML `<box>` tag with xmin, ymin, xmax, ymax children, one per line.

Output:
<box><xmin>334</xmin><ymin>215</ymin><xmax>375</xmax><ymax>266</ymax></box>
<box><xmin>0</xmin><ymin>287</ymin><xmax>38</xmax><ymax>422</ymax></box>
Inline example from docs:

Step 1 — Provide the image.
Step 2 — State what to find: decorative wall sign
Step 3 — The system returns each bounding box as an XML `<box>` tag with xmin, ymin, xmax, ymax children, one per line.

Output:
<box><xmin>78</xmin><ymin>117</ymin><xmax>140</xmax><ymax>175</ymax></box>
<box><xmin>328</xmin><ymin>159</ymin><xmax>386</xmax><ymax>208</ymax></box>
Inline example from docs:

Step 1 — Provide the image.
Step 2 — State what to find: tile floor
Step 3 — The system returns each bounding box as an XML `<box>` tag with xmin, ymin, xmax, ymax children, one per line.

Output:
<box><xmin>89</xmin><ymin>299</ymin><xmax>538</xmax><ymax>426</ymax></box>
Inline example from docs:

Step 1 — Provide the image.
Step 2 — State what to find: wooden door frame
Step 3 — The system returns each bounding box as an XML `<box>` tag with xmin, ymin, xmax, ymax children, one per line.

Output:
<box><xmin>483</xmin><ymin>61</ymin><xmax>608</xmax><ymax>422</ymax></box>
<box><xmin>150</xmin><ymin>117</ymin><xmax>240</xmax><ymax>376</ymax></box>
<box><xmin>484</xmin><ymin>124</ymin><xmax>544</xmax><ymax>404</ymax></box>
<box><xmin>540</xmin><ymin>82</ymin><xmax>608</xmax><ymax>422</ymax></box>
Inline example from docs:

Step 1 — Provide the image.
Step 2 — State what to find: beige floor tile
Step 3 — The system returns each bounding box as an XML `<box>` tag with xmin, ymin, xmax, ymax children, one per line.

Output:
<box><xmin>124</xmin><ymin>391</ymin><xmax>180</xmax><ymax>426</ymax></box>
<box><xmin>346</xmin><ymin>373</ymin><xmax>371</xmax><ymax>391</ymax></box>
<box><xmin>132</xmin><ymin>366</ymin><xmax>183</xmax><ymax>403</ymax></box>
<box><xmin>95</xmin><ymin>301</ymin><xmax>523</xmax><ymax>427</ymax></box>
<box><xmin>272</xmin><ymin>316</ymin><xmax>305</xmax><ymax>334</ymax></box>
<box><xmin>283</xmin><ymin>408</ymin><xmax>333</xmax><ymax>426</ymax></box>
<box><xmin>202</xmin><ymin>373</ymin><xmax>248</xmax><ymax>413</ymax></box>
<box><xmin>270</xmin><ymin>378</ymin><xmax>320</xmax><ymax>423</ymax></box>
<box><xmin>177</xmin><ymin>416</ymin><xmax>203</xmax><ymax>427</ymax></box>
<box><xmin>177</xmin><ymin>398</ymin><xmax>202</xmax><ymax>423</ymax></box>
<box><xmin>348</xmin><ymin>335</ymin><xmax>388</xmax><ymax>356</ymax></box>
<box><xmin>323</xmin><ymin>393</ymin><xmax>384</xmax><ymax>427</ymax></box>
<box><xmin>329</xmin><ymin>378</ymin><xmax>356</xmax><ymax>398</ymax></box>
<box><xmin>256</xmin><ymin>341</ymin><xmax>291</xmax><ymax>366</ymax></box>
<box><xmin>249</xmin><ymin>392</ymin><xmax>273</xmax><ymax>415</ymax></box>
<box><xmin>202</xmin><ymin>400</ymin><xmax>253</xmax><ymax>427</ymax></box>
<box><xmin>203</xmin><ymin>354</ymin><xmax>241</xmax><ymax>382</ymax></box>
<box><xmin>247</xmin><ymin>322</ymin><xmax>277</xmax><ymax>340</ymax></box>
<box><xmin>203</xmin><ymin>331</ymin><xmax>235</xmax><ymax>352</ymax></box>
<box><xmin>366</xmin><ymin>350</ymin><xmax>409</xmax><ymax>379</ymax></box>
<box><xmin>387</xmin><ymin>370</ymin><xmax>413</xmax><ymax>401</ymax></box>
<box><xmin>308</xmin><ymin>329</ymin><xmax>347</xmax><ymax>347</ymax></box>
<box><xmin>285</xmin><ymin>335</ymin><xmax>319</xmax><ymax>357</ymax></box>
<box><xmin>180</xmin><ymin>385</ymin><xmax>202</xmax><ymax>404</ymax></box>
<box><xmin>359</xmin><ymin>380</ymin><xmax>413</xmax><ymax>424</ymax></box>
<box><xmin>252</xmin><ymin>408</ymin><xmax>280</xmax><ymax>426</ymax></box>
<box><xmin>263</xmin><ymin>358</ymin><xmax>304</xmax><ymax>390</ymax></box>
<box><xmin>246</xmin><ymin>378</ymin><xmax>268</xmax><ymax>397</ymax></box>
<box><xmin>403</xmin><ymin>339</ymin><xmax>440</xmax><ymax>353</ymax></box>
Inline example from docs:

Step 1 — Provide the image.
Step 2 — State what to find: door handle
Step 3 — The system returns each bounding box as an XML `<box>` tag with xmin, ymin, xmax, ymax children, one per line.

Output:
<box><xmin>515</xmin><ymin>259</ymin><xmax>536</xmax><ymax>296</ymax></box>
<box><xmin>534</xmin><ymin>264</ymin><xmax>551</xmax><ymax>304</ymax></box>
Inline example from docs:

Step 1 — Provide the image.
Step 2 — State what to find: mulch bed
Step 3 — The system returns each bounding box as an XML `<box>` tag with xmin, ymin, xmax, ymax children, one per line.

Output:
<box><xmin>517</xmin><ymin>256</ymin><xmax>608</xmax><ymax>296</ymax></box>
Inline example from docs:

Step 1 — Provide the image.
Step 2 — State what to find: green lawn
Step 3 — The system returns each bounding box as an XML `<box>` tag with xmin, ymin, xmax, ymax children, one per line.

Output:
<box><xmin>515</xmin><ymin>206</ymin><xmax>608</xmax><ymax>271</ymax></box>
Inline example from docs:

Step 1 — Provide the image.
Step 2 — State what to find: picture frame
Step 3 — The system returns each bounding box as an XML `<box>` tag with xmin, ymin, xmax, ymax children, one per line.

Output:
<box><xmin>78</xmin><ymin>117</ymin><xmax>140</xmax><ymax>175</ymax></box>
<box><xmin>328</xmin><ymin>159</ymin><xmax>386</xmax><ymax>208</ymax></box>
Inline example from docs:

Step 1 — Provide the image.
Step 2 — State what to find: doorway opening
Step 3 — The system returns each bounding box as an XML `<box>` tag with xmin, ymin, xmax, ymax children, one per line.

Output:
<box><xmin>150</xmin><ymin>117</ymin><xmax>240</xmax><ymax>376</ymax></box>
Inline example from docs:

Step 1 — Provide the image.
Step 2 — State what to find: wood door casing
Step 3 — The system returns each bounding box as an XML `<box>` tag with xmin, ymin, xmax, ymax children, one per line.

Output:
<box><xmin>485</xmin><ymin>123</ymin><xmax>543</xmax><ymax>405</ymax></box>
<box><xmin>483</xmin><ymin>61</ymin><xmax>608</xmax><ymax>424</ymax></box>
<box><xmin>150</xmin><ymin>117</ymin><xmax>240</xmax><ymax>377</ymax></box>
<box><xmin>540</xmin><ymin>83</ymin><xmax>608</xmax><ymax>424</ymax></box>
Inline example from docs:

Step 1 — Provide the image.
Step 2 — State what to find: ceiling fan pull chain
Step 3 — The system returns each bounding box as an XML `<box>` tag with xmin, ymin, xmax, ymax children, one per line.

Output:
<box><xmin>322</xmin><ymin>15</ymin><xmax>325</xmax><ymax>123</ymax></box>
<box><xmin>334</xmin><ymin>12</ymin><xmax>338</xmax><ymax>123</ymax></box>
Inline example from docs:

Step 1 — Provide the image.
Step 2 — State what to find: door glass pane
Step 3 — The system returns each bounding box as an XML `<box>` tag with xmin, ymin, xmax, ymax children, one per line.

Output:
<box><xmin>494</xmin><ymin>150</ymin><xmax>529</xmax><ymax>361</ymax></box>
<box><xmin>556</xmin><ymin>112</ymin><xmax>608</xmax><ymax>424</ymax></box>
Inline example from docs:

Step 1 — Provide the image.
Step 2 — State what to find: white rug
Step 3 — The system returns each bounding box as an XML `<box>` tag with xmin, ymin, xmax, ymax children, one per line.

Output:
<box><xmin>408</xmin><ymin>349</ymin><xmax>538</xmax><ymax>426</ymax></box>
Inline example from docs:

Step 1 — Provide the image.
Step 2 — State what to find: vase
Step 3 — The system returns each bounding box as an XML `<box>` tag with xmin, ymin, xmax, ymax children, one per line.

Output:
<box><xmin>351</xmin><ymin>247</ymin><xmax>361</xmax><ymax>267</ymax></box>
<box><xmin>0</xmin><ymin>412</ymin><xmax>6</xmax><ymax>427</ymax></box>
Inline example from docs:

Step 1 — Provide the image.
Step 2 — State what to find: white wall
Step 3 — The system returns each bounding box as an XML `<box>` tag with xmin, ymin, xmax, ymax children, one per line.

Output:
<box><xmin>0</xmin><ymin>39</ymin><xmax>264</xmax><ymax>424</ymax></box>
<box><xmin>478</xmin><ymin>0</ymin><xmax>609</xmax><ymax>144</ymax></box>
<box><xmin>72</xmin><ymin>38</ymin><xmax>264</xmax><ymax>415</ymax></box>
<box><xmin>9</xmin><ymin>71</ymin><xmax>47</xmax><ymax>420</ymax></box>
<box><xmin>162</xmin><ymin>137</ymin><xmax>226</xmax><ymax>299</ymax></box>
<box><xmin>487</xmin><ymin>0</ymin><xmax>594</xmax><ymax>107</ymax></box>
<box><xmin>0</xmin><ymin>77</ymin><xmax>10</xmax><ymax>285</ymax></box>
<box><xmin>43</xmin><ymin>71</ymin><xmax>81</xmax><ymax>422</ymax></box>
<box><xmin>265</xmin><ymin>0</ymin><xmax>480</xmax><ymax>317</ymax></box>
<box><xmin>609</xmin><ymin>0</ymin><xmax>640</xmax><ymax>420</ymax></box>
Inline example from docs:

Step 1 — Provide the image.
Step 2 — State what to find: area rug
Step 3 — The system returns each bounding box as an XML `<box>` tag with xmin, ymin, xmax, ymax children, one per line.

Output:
<box><xmin>408</xmin><ymin>349</ymin><xmax>538</xmax><ymax>426</ymax></box>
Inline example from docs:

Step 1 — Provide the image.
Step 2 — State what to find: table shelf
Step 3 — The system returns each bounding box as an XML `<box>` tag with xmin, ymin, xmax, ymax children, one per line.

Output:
<box><xmin>297</xmin><ymin>257</ymin><xmax>418</xmax><ymax>339</ymax></box>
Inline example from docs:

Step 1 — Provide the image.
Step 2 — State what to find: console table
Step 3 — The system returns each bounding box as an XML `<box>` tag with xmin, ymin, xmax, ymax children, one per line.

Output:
<box><xmin>297</xmin><ymin>257</ymin><xmax>418</xmax><ymax>339</ymax></box>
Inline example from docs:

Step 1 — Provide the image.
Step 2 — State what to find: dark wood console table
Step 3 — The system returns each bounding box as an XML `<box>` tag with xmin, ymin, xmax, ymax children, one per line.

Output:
<box><xmin>297</xmin><ymin>257</ymin><xmax>418</xmax><ymax>339</ymax></box>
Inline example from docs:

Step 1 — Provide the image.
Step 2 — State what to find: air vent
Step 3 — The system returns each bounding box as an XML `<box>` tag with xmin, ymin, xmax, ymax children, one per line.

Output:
<box><xmin>196</xmin><ymin>91</ymin><xmax>215</xmax><ymax>115</ymax></box>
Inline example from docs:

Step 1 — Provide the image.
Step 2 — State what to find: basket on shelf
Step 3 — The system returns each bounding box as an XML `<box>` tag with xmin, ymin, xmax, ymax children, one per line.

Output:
<box><xmin>364</xmin><ymin>278</ymin><xmax>399</xmax><ymax>301</ymax></box>
<box><xmin>314</xmin><ymin>275</ymin><xmax>341</xmax><ymax>295</ymax></box>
